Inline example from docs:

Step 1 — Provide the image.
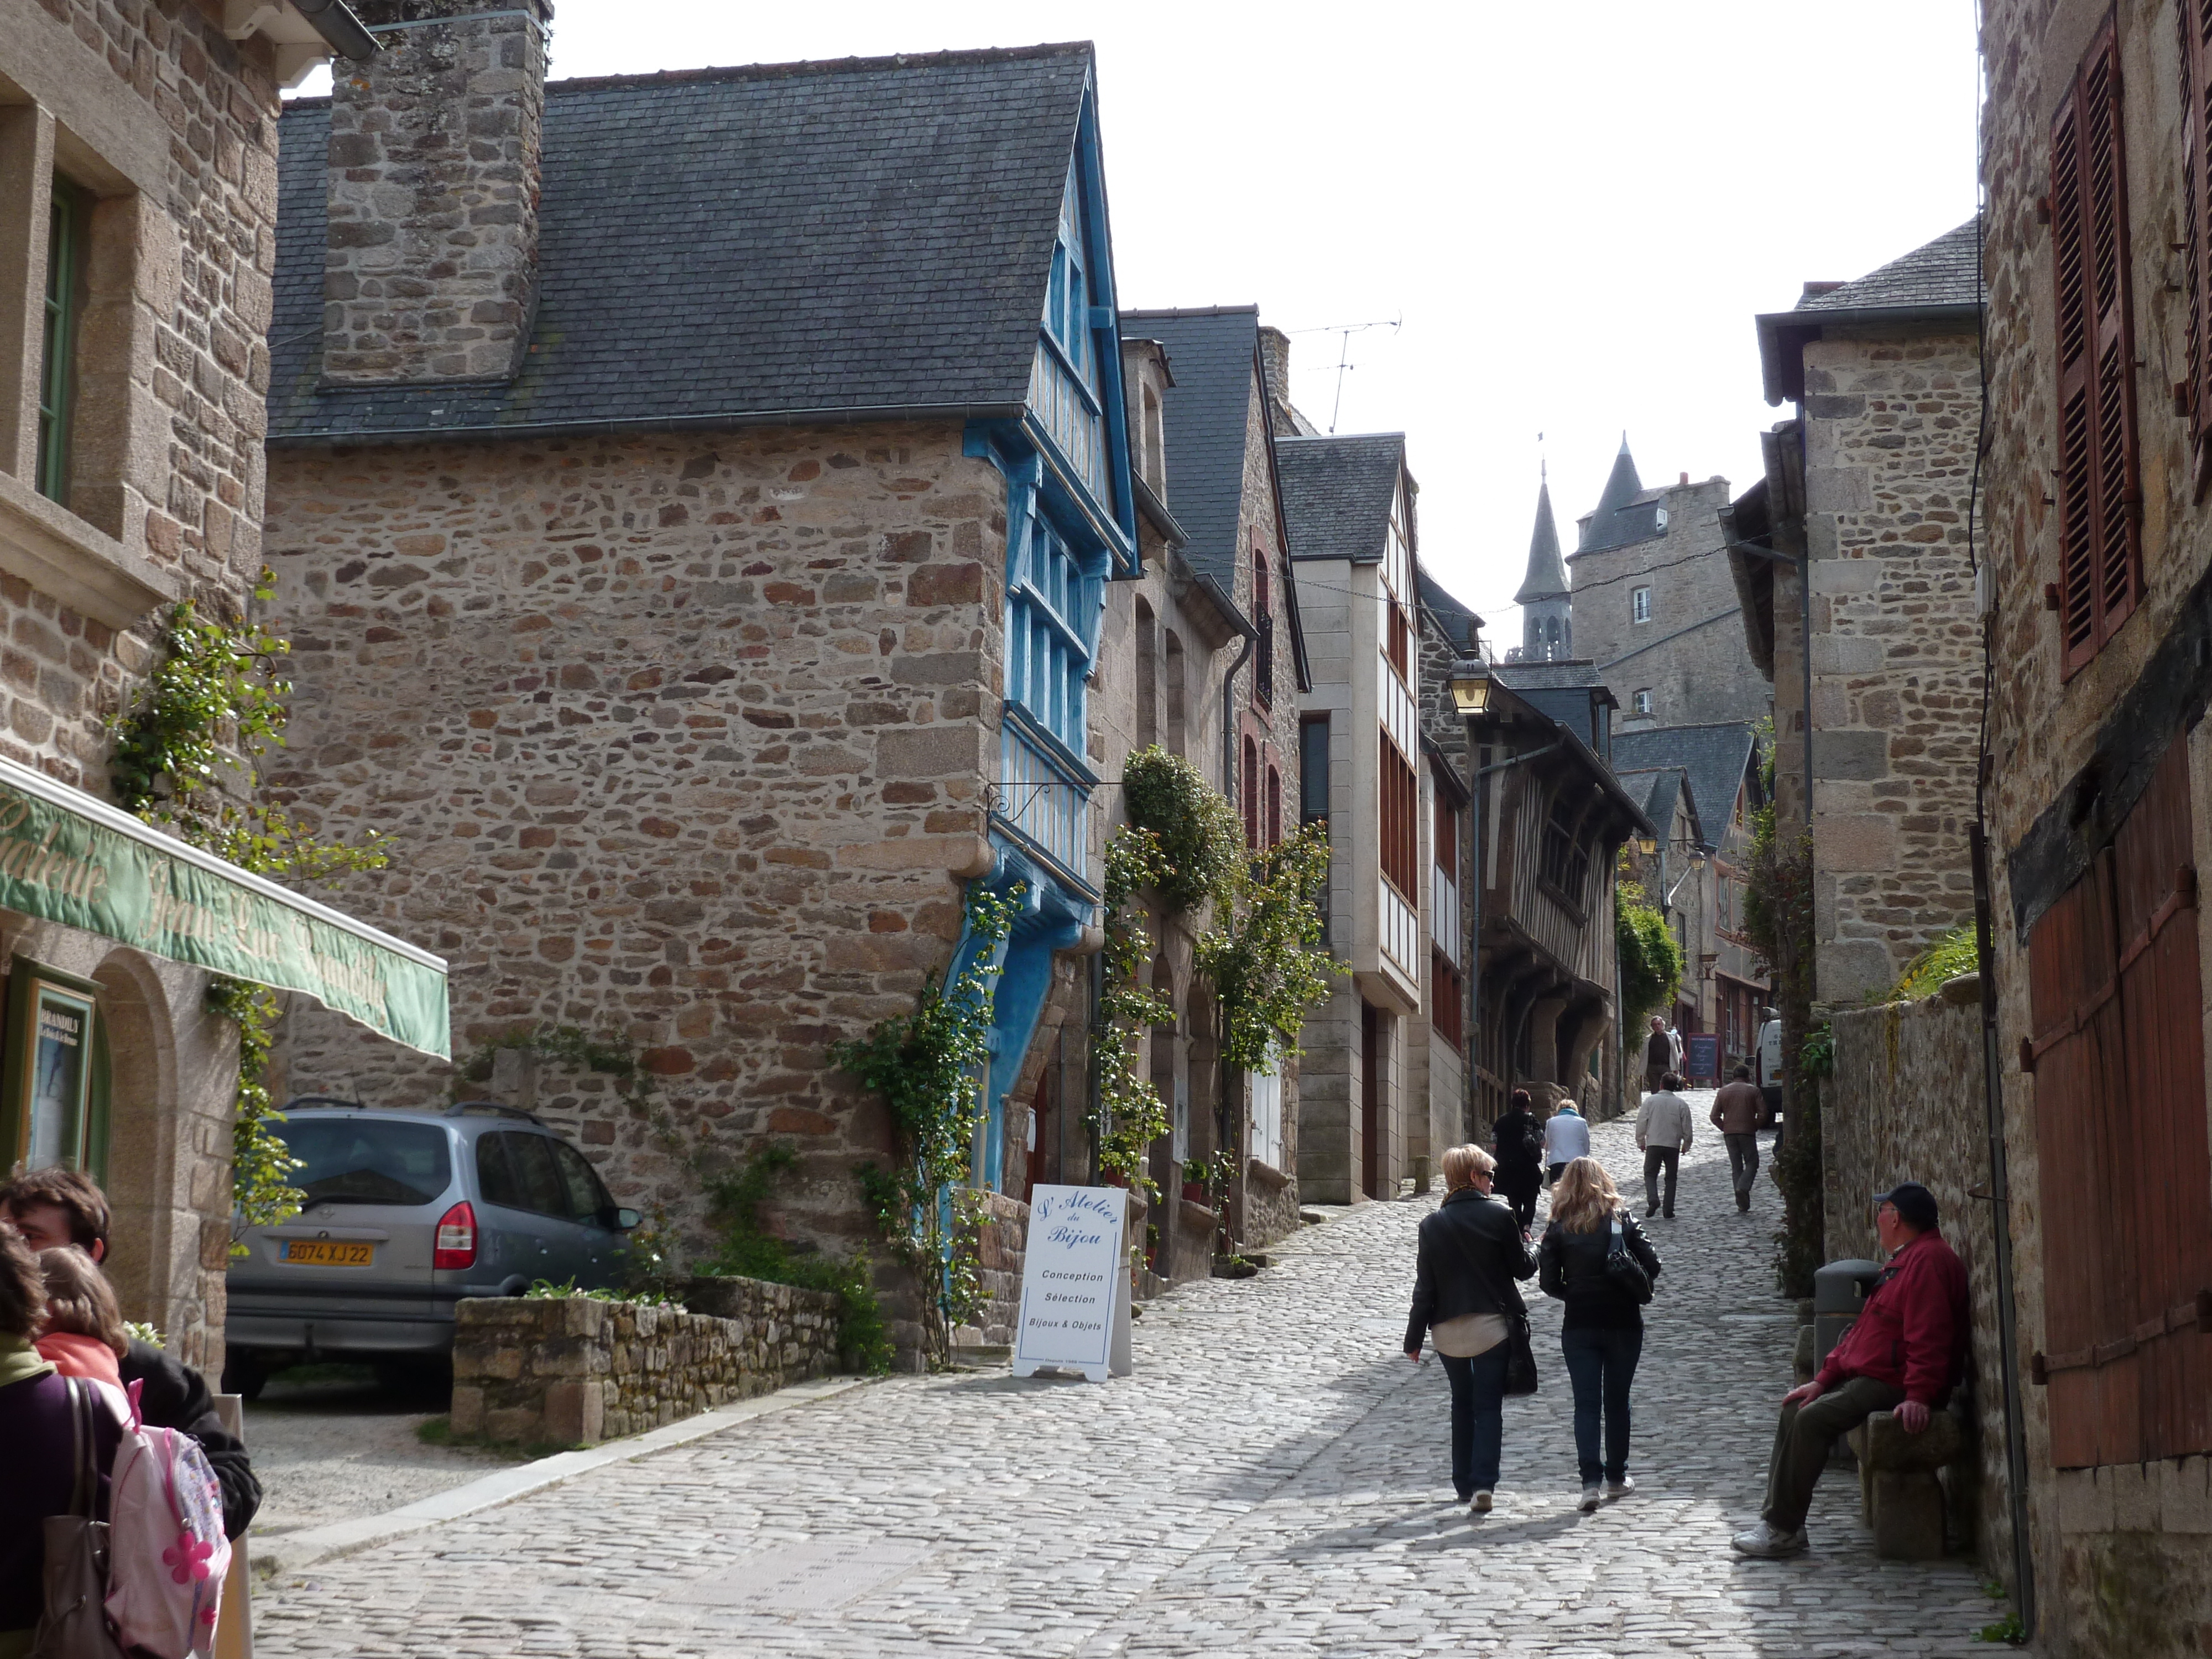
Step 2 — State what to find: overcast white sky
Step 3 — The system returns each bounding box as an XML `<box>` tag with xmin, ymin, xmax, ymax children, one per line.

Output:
<box><xmin>301</xmin><ymin>2</ymin><xmax>1980</xmax><ymax>640</ymax></box>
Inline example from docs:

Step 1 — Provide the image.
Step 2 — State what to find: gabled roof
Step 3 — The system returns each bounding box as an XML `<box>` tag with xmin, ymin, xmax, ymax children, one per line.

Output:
<box><xmin>1276</xmin><ymin>434</ymin><xmax>1405</xmax><ymax>564</ymax></box>
<box><xmin>267</xmin><ymin>46</ymin><xmax>1096</xmax><ymax>444</ymax></box>
<box><xmin>1120</xmin><ymin>307</ymin><xmax>1260</xmax><ymax>589</ymax></box>
<box><xmin>1757</xmin><ymin>218</ymin><xmax>1984</xmax><ymax>405</ymax></box>
<box><xmin>1514</xmin><ymin>473</ymin><xmax>1569</xmax><ymax>603</ymax></box>
<box><xmin>1615</xmin><ymin>766</ymin><xmax>1698</xmax><ymax>847</ymax></box>
<box><xmin>1574</xmin><ymin>436</ymin><xmax>1663</xmax><ymax>555</ymax></box>
<box><xmin>1418</xmin><ymin>568</ymin><xmax>1483</xmax><ymax>653</ymax></box>
<box><xmin>1609</xmin><ymin>722</ymin><xmax>1761</xmax><ymax>847</ymax></box>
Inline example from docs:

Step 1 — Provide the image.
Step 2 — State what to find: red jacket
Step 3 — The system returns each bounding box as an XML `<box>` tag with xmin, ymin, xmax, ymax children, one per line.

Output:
<box><xmin>1816</xmin><ymin>1230</ymin><xmax>1969</xmax><ymax>1407</ymax></box>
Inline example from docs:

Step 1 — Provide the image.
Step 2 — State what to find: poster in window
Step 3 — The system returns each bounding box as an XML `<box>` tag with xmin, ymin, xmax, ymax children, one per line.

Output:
<box><xmin>5</xmin><ymin>967</ymin><xmax>98</xmax><ymax>1172</ymax></box>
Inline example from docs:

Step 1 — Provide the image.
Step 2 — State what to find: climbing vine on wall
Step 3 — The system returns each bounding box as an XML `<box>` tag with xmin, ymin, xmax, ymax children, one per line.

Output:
<box><xmin>1614</xmin><ymin>875</ymin><xmax>1683</xmax><ymax>1036</ymax></box>
<box><xmin>1744</xmin><ymin>786</ymin><xmax>1824</xmax><ymax>1298</ymax></box>
<box><xmin>109</xmin><ymin>577</ymin><xmax>389</xmax><ymax>1245</ymax></box>
<box><xmin>833</xmin><ymin>881</ymin><xmax>1021</xmax><ymax>1368</ymax></box>
<box><xmin>1093</xmin><ymin>825</ymin><xmax>1173</xmax><ymax>1195</ymax></box>
<box><xmin>1198</xmin><ymin>822</ymin><xmax>1337</xmax><ymax>1068</ymax></box>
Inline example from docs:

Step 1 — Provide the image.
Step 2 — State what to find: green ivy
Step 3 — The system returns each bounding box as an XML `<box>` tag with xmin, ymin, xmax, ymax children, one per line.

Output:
<box><xmin>110</xmin><ymin>577</ymin><xmax>388</xmax><ymax>1250</ymax></box>
<box><xmin>1201</xmin><ymin>822</ymin><xmax>1338</xmax><ymax>1069</ymax></box>
<box><xmin>833</xmin><ymin>881</ymin><xmax>1020</xmax><ymax>1368</ymax></box>
<box><xmin>698</xmin><ymin>1143</ymin><xmax>891</xmax><ymax>1375</ymax></box>
<box><xmin>1094</xmin><ymin>825</ymin><xmax>1174</xmax><ymax>1195</ymax></box>
<box><xmin>1615</xmin><ymin>877</ymin><xmax>1682</xmax><ymax>1035</ymax></box>
<box><xmin>1122</xmin><ymin>748</ymin><xmax>1244</xmax><ymax>914</ymax></box>
<box><xmin>1885</xmin><ymin>926</ymin><xmax>1980</xmax><ymax>1003</ymax></box>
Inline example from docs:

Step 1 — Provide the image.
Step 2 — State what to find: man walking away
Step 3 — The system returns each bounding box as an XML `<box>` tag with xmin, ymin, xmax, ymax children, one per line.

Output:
<box><xmin>1633</xmin><ymin>1076</ymin><xmax>1693</xmax><ymax>1219</ymax></box>
<box><xmin>1731</xmin><ymin>1182</ymin><xmax>1968</xmax><ymax>1558</ymax></box>
<box><xmin>1641</xmin><ymin>1015</ymin><xmax>1671</xmax><ymax>1099</ymax></box>
<box><xmin>1711</xmin><ymin>1066</ymin><xmax>1765</xmax><ymax>1213</ymax></box>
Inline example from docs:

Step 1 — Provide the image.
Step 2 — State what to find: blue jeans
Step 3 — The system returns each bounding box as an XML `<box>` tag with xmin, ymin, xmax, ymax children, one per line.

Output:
<box><xmin>1438</xmin><ymin>1344</ymin><xmax>1510</xmax><ymax>1497</ymax></box>
<box><xmin>1561</xmin><ymin>1323</ymin><xmax>1642</xmax><ymax>1485</ymax></box>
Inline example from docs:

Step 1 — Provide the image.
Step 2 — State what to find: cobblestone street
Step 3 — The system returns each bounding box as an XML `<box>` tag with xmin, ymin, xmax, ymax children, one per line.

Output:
<box><xmin>255</xmin><ymin>1109</ymin><xmax>1997</xmax><ymax>1657</ymax></box>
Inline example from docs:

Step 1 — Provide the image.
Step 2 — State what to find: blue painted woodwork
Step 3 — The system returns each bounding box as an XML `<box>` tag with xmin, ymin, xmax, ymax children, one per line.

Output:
<box><xmin>952</xmin><ymin>75</ymin><xmax>1138</xmax><ymax>1194</ymax></box>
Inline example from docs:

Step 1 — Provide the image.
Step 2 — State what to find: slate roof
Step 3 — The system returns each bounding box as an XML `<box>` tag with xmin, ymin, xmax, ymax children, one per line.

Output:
<box><xmin>1616</xmin><ymin>767</ymin><xmax>1696</xmax><ymax>844</ymax></box>
<box><xmin>1418</xmin><ymin>569</ymin><xmax>1483</xmax><ymax>653</ymax></box>
<box><xmin>1575</xmin><ymin>436</ymin><xmax>1663</xmax><ymax>555</ymax></box>
<box><xmin>267</xmin><ymin>46</ymin><xmax>1095</xmax><ymax>444</ymax></box>
<box><xmin>1794</xmin><ymin>220</ymin><xmax>1983</xmax><ymax>315</ymax></box>
<box><xmin>1513</xmin><ymin>474</ymin><xmax>1569</xmax><ymax>603</ymax></box>
<box><xmin>1609</xmin><ymin>722</ymin><xmax>1760</xmax><ymax>848</ymax></box>
<box><xmin>1275</xmin><ymin>434</ymin><xmax>1405</xmax><ymax>564</ymax></box>
<box><xmin>1120</xmin><ymin>307</ymin><xmax>1260</xmax><ymax>589</ymax></box>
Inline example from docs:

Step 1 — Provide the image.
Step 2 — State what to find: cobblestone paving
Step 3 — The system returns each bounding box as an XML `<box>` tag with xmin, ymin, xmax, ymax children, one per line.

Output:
<box><xmin>256</xmin><ymin>1105</ymin><xmax>1999</xmax><ymax>1657</ymax></box>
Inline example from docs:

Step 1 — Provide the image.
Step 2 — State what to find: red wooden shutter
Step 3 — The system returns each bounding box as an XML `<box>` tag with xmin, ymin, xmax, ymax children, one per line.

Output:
<box><xmin>2027</xmin><ymin>742</ymin><xmax>2212</xmax><ymax>1466</ymax></box>
<box><xmin>2050</xmin><ymin>17</ymin><xmax>2142</xmax><ymax>677</ymax></box>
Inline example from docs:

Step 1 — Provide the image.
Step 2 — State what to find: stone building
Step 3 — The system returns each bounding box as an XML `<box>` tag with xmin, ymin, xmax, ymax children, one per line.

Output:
<box><xmin>1279</xmin><ymin>431</ymin><xmax>1429</xmax><ymax>1201</ymax></box>
<box><xmin>1564</xmin><ymin>437</ymin><xmax>1766</xmax><ymax>731</ymax></box>
<box><xmin>258</xmin><ymin>32</ymin><xmax>1151</xmax><ymax>1342</ymax></box>
<box><xmin>1968</xmin><ymin>2</ymin><xmax>2212</xmax><ymax>1644</ymax></box>
<box><xmin>1413</xmin><ymin>623</ymin><xmax>1649</xmax><ymax>1129</ymax></box>
<box><xmin>1728</xmin><ymin>222</ymin><xmax>1985</xmax><ymax>1007</ymax></box>
<box><xmin>1609</xmin><ymin>722</ymin><xmax>1768</xmax><ymax>1068</ymax></box>
<box><xmin>0</xmin><ymin>0</ymin><xmax>436</xmax><ymax>1377</ymax></box>
<box><xmin>1110</xmin><ymin>306</ymin><xmax>1311</xmax><ymax>1256</ymax></box>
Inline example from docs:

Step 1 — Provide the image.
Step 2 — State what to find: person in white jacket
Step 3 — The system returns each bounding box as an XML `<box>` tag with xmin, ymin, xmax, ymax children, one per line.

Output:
<box><xmin>1635</xmin><ymin>1075</ymin><xmax>1695</xmax><ymax>1219</ymax></box>
<box><xmin>1542</xmin><ymin>1101</ymin><xmax>1590</xmax><ymax>1186</ymax></box>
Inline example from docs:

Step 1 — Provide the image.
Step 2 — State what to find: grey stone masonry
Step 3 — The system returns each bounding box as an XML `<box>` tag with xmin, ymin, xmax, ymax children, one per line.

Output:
<box><xmin>448</xmin><ymin>1277</ymin><xmax>839</xmax><ymax>1447</ymax></box>
<box><xmin>324</xmin><ymin>0</ymin><xmax>551</xmax><ymax>384</ymax></box>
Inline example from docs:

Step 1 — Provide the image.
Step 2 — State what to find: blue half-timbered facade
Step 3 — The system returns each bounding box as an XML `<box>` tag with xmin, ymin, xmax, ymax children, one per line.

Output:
<box><xmin>960</xmin><ymin>77</ymin><xmax>1138</xmax><ymax>1192</ymax></box>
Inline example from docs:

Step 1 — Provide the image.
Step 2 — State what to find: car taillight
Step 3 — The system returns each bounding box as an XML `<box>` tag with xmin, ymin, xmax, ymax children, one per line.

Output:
<box><xmin>434</xmin><ymin>1201</ymin><xmax>477</xmax><ymax>1270</ymax></box>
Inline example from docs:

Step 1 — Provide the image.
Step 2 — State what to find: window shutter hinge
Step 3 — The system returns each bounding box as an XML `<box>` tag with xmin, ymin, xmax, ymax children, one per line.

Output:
<box><xmin>2043</xmin><ymin>583</ymin><xmax>2063</xmax><ymax>613</ymax></box>
<box><xmin>2018</xmin><ymin>1035</ymin><xmax>2038</xmax><ymax>1074</ymax></box>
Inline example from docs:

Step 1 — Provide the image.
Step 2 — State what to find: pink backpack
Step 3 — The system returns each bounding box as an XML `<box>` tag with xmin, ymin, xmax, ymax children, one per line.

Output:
<box><xmin>98</xmin><ymin>1380</ymin><xmax>230</xmax><ymax>1659</ymax></box>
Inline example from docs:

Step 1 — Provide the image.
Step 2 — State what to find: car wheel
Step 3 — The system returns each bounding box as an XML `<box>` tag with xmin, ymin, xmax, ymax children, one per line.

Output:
<box><xmin>221</xmin><ymin>1353</ymin><xmax>269</xmax><ymax>1401</ymax></box>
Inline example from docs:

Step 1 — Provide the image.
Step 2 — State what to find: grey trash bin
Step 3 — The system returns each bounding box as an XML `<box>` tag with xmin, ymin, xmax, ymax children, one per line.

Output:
<box><xmin>1814</xmin><ymin>1258</ymin><xmax>1884</xmax><ymax>1372</ymax></box>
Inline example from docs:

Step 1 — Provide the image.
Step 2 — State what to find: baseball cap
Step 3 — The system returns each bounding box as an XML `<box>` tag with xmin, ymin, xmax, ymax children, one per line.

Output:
<box><xmin>1874</xmin><ymin>1182</ymin><xmax>1939</xmax><ymax>1231</ymax></box>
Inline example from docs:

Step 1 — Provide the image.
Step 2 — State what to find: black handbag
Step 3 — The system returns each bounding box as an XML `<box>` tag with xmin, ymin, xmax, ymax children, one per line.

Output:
<box><xmin>31</xmin><ymin>1378</ymin><xmax>127</xmax><ymax>1659</ymax></box>
<box><xmin>1604</xmin><ymin>1214</ymin><xmax>1655</xmax><ymax>1305</ymax></box>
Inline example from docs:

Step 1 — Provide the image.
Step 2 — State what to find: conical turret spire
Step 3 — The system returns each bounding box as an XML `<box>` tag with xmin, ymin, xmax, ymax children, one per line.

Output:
<box><xmin>1513</xmin><ymin>470</ymin><xmax>1571</xmax><ymax>604</ymax></box>
<box><xmin>1577</xmin><ymin>433</ymin><xmax>1660</xmax><ymax>554</ymax></box>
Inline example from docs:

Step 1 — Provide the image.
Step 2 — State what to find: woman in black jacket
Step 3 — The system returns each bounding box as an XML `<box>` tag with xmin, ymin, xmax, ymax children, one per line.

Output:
<box><xmin>1538</xmin><ymin>1156</ymin><xmax>1662</xmax><ymax>1512</ymax></box>
<box><xmin>1404</xmin><ymin>1144</ymin><xmax>1537</xmax><ymax>1511</ymax></box>
<box><xmin>1490</xmin><ymin>1089</ymin><xmax>1545</xmax><ymax>1234</ymax></box>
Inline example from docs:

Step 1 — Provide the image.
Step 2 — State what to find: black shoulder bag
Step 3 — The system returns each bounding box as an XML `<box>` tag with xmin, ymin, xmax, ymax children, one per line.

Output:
<box><xmin>1604</xmin><ymin>1213</ymin><xmax>1655</xmax><ymax>1305</ymax></box>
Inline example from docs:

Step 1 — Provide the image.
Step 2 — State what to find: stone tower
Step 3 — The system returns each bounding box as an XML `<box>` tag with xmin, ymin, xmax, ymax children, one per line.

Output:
<box><xmin>1512</xmin><ymin>467</ymin><xmax>1571</xmax><ymax>661</ymax></box>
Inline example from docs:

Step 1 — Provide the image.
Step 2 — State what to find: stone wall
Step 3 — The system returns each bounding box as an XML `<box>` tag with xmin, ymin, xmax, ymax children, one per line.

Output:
<box><xmin>263</xmin><ymin>422</ymin><xmax>1005</xmax><ymax>1302</ymax></box>
<box><xmin>450</xmin><ymin>1278</ymin><xmax>840</xmax><ymax>1446</ymax></box>
<box><xmin>1799</xmin><ymin>330</ymin><xmax>1983</xmax><ymax>1008</ymax></box>
<box><xmin>1825</xmin><ymin>975</ymin><xmax>2010</xmax><ymax>1575</ymax></box>
<box><xmin>1568</xmin><ymin>476</ymin><xmax>1766</xmax><ymax>733</ymax></box>
<box><xmin>1979</xmin><ymin>3</ymin><xmax>2212</xmax><ymax>1647</ymax></box>
<box><xmin>0</xmin><ymin>0</ymin><xmax>304</xmax><ymax>1377</ymax></box>
<box><xmin>967</xmin><ymin>1190</ymin><xmax>1027</xmax><ymax>1348</ymax></box>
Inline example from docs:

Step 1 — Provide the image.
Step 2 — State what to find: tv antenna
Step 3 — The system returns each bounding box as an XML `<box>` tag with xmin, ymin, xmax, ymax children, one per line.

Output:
<box><xmin>1292</xmin><ymin>315</ymin><xmax>1402</xmax><ymax>433</ymax></box>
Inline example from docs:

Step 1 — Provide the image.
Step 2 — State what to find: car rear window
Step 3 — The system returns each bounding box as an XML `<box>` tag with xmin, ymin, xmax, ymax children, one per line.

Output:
<box><xmin>276</xmin><ymin>1117</ymin><xmax>453</xmax><ymax>1207</ymax></box>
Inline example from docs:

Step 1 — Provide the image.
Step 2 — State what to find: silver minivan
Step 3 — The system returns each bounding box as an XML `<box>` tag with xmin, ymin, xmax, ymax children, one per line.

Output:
<box><xmin>223</xmin><ymin>1100</ymin><xmax>640</xmax><ymax>1396</ymax></box>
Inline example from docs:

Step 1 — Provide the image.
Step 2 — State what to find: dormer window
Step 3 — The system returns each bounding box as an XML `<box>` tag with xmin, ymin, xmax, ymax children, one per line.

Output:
<box><xmin>1141</xmin><ymin>384</ymin><xmax>1164</xmax><ymax>495</ymax></box>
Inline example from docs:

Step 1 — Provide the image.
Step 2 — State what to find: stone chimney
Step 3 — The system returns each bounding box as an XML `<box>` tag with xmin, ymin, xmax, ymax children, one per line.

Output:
<box><xmin>323</xmin><ymin>0</ymin><xmax>551</xmax><ymax>384</ymax></box>
<box><xmin>1257</xmin><ymin>325</ymin><xmax>1296</xmax><ymax>436</ymax></box>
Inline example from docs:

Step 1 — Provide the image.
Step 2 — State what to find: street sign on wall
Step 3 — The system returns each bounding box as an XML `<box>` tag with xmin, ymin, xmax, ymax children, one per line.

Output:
<box><xmin>1012</xmin><ymin>1185</ymin><xmax>1132</xmax><ymax>1382</ymax></box>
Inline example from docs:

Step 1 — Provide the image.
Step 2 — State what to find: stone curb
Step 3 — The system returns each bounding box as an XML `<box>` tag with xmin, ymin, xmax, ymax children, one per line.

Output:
<box><xmin>250</xmin><ymin>1374</ymin><xmax>874</xmax><ymax>1582</ymax></box>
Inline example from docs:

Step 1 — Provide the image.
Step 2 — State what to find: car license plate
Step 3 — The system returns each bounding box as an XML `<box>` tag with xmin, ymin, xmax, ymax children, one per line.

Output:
<box><xmin>280</xmin><ymin>1239</ymin><xmax>375</xmax><ymax>1267</ymax></box>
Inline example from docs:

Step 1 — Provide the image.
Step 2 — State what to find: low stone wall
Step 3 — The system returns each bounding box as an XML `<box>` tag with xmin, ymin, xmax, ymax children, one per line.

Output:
<box><xmin>1826</xmin><ymin>973</ymin><xmax>2010</xmax><ymax>1572</ymax></box>
<box><xmin>450</xmin><ymin>1276</ymin><xmax>841</xmax><ymax>1447</ymax></box>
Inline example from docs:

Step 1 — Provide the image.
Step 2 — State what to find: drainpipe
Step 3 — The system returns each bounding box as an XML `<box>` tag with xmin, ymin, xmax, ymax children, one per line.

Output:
<box><xmin>1204</xmin><ymin>576</ymin><xmax>1257</xmax><ymax>1246</ymax></box>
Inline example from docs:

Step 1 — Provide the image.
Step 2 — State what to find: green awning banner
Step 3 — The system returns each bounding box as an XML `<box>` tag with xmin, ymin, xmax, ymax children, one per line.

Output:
<box><xmin>0</xmin><ymin>757</ymin><xmax>448</xmax><ymax>1058</ymax></box>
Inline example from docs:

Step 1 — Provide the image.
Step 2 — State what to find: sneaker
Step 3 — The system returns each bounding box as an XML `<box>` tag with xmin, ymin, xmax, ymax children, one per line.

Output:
<box><xmin>1578</xmin><ymin>1485</ymin><xmax>1601</xmax><ymax>1513</ymax></box>
<box><xmin>1604</xmin><ymin>1476</ymin><xmax>1635</xmax><ymax>1500</ymax></box>
<box><xmin>1471</xmin><ymin>1490</ymin><xmax>1493</xmax><ymax>1513</ymax></box>
<box><xmin>1730</xmin><ymin>1522</ymin><xmax>1808</xmax><ymax>1558</ymax></box>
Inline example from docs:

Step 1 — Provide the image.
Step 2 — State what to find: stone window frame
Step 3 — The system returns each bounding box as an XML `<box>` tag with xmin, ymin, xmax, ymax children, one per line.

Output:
<box><xmin>0</xmin><ymin>92</ymin><xmax>176</xmax><ymax>629</ymax></box>
<box><xmin>1632</xmin><ymin>688</ymin><xmax>1653</xmax><ymax>715</ymax></box>
<box><xmin>1631</xmin><ymin>585</ymin><xmax>1652</xmax><ymax>624</ymax></box>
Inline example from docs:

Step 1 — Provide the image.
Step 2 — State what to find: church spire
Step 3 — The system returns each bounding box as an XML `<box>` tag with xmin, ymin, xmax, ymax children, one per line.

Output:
<box><xmin>1513</xmin><ymin>469</ymin><xmax>1570</xmax><ymax>604</ymax></box>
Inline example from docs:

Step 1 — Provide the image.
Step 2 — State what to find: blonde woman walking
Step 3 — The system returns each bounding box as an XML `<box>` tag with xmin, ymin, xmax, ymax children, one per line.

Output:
<box><xmin>1538</xmin><ymin>1156</ymin><xmax>1662</xmax><ymax>1511</ymax></box>
<box><xmin>1404</xmin><ymin>1144</ymin><xmax>1536</xmax><ymax>1511</ymax></box>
